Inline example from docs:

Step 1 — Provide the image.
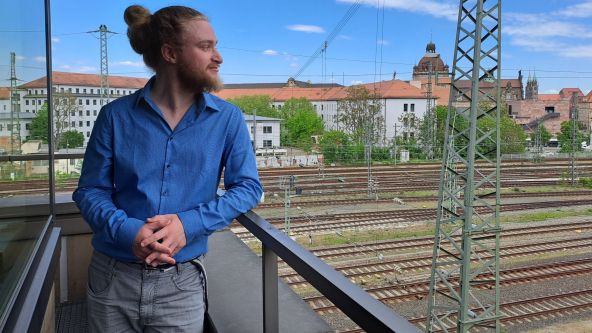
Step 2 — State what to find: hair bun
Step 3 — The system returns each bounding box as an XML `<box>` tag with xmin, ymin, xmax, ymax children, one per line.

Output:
<box><xmin>124</xmin><ymin>5</ymin><xmax>151</xmax><ymax>55</ymax></box>
<box><xmin>124</xmin><ymin>5</ymin><xmax>151</xmax><ymax>27</ymax></box>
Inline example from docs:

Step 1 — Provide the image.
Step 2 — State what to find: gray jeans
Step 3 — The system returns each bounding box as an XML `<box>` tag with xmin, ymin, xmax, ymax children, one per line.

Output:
<box><xmin>87</xmin><ymin>251</ymin><xmax>206</xmax><ymax>333</ymax></box>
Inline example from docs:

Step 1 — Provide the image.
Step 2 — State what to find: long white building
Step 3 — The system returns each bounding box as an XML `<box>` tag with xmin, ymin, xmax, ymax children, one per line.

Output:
<box><xmin>0</xmin><ymin>72</ymin><xmax>281</xmax><ymax>151</ymax></box>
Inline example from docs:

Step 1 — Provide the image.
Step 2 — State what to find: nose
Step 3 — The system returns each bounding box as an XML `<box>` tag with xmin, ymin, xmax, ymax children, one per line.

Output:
<box><xmin>213</xmin><ymin>47</ymin><xmax>223</xmax><ymax>64</ymax></box>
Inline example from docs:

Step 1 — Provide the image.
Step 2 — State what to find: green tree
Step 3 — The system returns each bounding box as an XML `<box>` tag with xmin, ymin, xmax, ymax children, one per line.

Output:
<box><xmin>558</xmin><ymin>120</ymin><xmax>587</xmax><ymax>153</ymax></box>
<box><xmin>320</xmin><ymin>130</ymin><xmax>351</xmax><ymax>163</ymax></box>
<box><xmin>28</xmin><ymin>92</ymin><xmax>80</xmax><ymax>145</ymax></box>
<box><xmin>336</xmin><ymin>86</ymin><xmax>385</xmax><ymax>144</ymax></box>
<box><xmin>227</xmin><ymin>95</ymin><xmax>279</xmax><ymax>118</ymax></box>
<box><xmin>282</xmin><ymin>98</ymin><xmax>324</xmax><ymax>150</ymax></box>
<box><xmin>59</xmin><ymin>130</ymin><xmax>84</xmax><ymax>148</ymax></box>
<box><xmin>530</xmin><ymin>126</ymin><xmax>552</xmax><ymax>146</ymax></box>
<box><xmin>29</xmin><ymin>104</ymin><xmax>49</xmax><ymax>142</ymax></box>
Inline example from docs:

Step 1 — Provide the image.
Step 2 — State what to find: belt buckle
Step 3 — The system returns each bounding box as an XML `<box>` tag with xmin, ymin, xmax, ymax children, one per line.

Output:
<box><xmin>144</xmin><ymin>263</ymin><xmax>176</xmax><ymax>272</ymax></box>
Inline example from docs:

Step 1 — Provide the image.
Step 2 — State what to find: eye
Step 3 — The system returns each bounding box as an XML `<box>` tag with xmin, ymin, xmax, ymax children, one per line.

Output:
<box><xmin>198</xmin><ymin>42</ymin><xmax>213</xmax><ymax>51</ymax></box>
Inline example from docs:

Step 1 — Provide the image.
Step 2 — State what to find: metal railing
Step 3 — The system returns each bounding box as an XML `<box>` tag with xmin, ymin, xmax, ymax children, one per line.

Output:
<box><xmin>236</xmin><ymin>210</ymin><xmax>421</xmax><ymax>333</ymax></box>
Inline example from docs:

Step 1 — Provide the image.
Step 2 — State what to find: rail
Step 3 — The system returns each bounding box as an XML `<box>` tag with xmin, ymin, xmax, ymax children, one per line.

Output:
<box><xmin>236</xmin><ymin>209</ymin><xmax>421</xmax><ymax>333</ymax></box>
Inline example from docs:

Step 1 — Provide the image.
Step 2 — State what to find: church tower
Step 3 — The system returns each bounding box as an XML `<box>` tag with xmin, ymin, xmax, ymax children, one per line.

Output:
<box><xmin>525</xmin><ymin>71</ymin><xmax>539</xmax><ymax>100</ymax></box>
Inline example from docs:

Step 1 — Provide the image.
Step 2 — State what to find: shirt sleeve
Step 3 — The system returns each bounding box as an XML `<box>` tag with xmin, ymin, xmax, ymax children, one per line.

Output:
<box><xmin>72</xmin><ymin>108</ymin><xmax>144</xmax><ymax>251</ymax></box>
<box><xmin>177</xmin><ymin>110</ymin><xmax>263</xmax><ymax>242</ymax></box>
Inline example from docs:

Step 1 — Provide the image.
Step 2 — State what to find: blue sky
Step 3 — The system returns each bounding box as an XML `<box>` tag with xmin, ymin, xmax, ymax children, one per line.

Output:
<box><xmin>2</xmin><ymin>0</ymin><xmax>591</xmax><ymax>94</ymax></box>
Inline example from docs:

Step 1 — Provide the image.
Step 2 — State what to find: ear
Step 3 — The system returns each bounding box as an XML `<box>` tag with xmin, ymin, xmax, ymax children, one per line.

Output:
<box><xmin>161</xmin><ymin>43</ymin><xmax>178</xmax><ymax>64</ymax></box>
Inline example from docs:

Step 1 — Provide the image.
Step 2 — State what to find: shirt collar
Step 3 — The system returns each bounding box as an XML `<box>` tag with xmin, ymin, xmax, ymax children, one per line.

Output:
<box><xmin>135</xmin><ymin>76</ymin><xmax>221</xmax><ymax>113</ymax></box>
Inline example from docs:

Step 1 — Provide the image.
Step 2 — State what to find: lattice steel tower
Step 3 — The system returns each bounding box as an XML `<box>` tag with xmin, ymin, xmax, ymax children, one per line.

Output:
<box><xmin>426</xmin><ymin>1</ymin><xmax>502</xmax><ymax>332</ymax></box>
<box><xmin>9</xmin><ymin>52</ymin><xmax>21</xmax><ymax>153</ymax></box>
<box><xmin>88</xmin><ymin>25</ymin><xmax>115</xmax><ymax>106</ymax></box>
<box><xmin>569</xmin><ymin>92</ymin><xmax>579</xmax><ymax>186</ymax></box>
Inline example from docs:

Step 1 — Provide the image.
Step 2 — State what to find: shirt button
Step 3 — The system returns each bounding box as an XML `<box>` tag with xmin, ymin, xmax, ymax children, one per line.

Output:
<box><xmin>166</xmin><ymin>164</ymin><xmax>171</xmax><ymax>168</ymax></box>
<box><xmin>168</xmin><ymin>137</ymin><xmax>173</xmax><ymax>141</ymax></box>
<box><xmin>162</xmin><ymin>191</ymin><xmax>167</xmax><ymax>196</ymax></box>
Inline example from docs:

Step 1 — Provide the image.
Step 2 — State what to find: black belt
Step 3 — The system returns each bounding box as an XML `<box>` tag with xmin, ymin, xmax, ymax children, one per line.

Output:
<box><xmin>131</xmin><ymin>255</ymin><xmax>204</xmax><ymax>272</ymax></box>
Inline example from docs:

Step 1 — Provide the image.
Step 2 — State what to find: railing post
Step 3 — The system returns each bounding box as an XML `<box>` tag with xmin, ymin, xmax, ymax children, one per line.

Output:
<box><xmin>262</xmin><ymin>244</ymin><xmax>279</xmax><ymax>333</ymax></box>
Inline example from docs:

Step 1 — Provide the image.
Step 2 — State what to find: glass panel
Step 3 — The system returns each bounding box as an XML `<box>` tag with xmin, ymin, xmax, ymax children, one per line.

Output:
<box><xmin>0</xmin><ymin>0</ymin><xmax>50</xmax><ymax>324</ymax></box>
<box><xmin>0</xmin><ymin>0</ymin><xmax>50</xmax><ymax>206</ymax></box>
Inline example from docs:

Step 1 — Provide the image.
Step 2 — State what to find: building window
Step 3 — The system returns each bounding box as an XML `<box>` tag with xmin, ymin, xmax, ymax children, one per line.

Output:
<box><xmin>71</xmin><ymin>121</ymin><xmax>75</xmax><ymax>127</ymax></box>
<box><xmin>93</xmin><ymin>110</ymin><xmax>97</xmax><ymax>116</ymax></box>
<box><xmin>87</xmin><ymin>121</ymin><xmax>90</xmax><ymax>126</ymax></box>
<box><xmin>263</xmin><ymin>140</ymin><xmax>272</xmax><ymax>148</ymax></box>
<box><xmin>508</xmin><ymin>105</ymin><xmax>513</xmax><ymax>115</ymax></box>
<box><xmin>404</xmin><ymin>104</ymin><xmax>408</xmax><ymax>112</ymax></box>
<box><xmin>545</xmin><ymin>106</ymin><xmax>555</xmax><ymax>113</ymax></box>
<box><xmin>60</xmin><ymin>88</ymin><xmax>64</xmax><ymax>93</ymax></box>
<box><xmin>321</xmin><ymin>105</ymin><xmax>324</xmax><ymax>111</ymax></box>
<box><xmin>76</xmin><ymin>88</ymin><xmax>79</xmax><ymax>93</ymax></box>
<box><xmin>250</xmin><ymin>126</ymin><xmax>254</xmax><ymax>134</ymax></box>
<box><xmin>0</xmin><ymin>124</ymin><xmax>3</xmax><ymax>131</ymax></box>
<box><xmin>86</xmin><ymin>110</ymin><xmax>90</xmax><ymax>116</ymax></box>
<box><xmin>86</xmin><ymin>99</ymin><xmax>90</xmax><ymax>105</ymax></box>
<box><xmin>79</xmin><ymin>121</ymin><xmax>83</xmax><ymax>127</ymax></box>
<box><xmin>263</xmin><ymin>126</ymin><xmax>272</xmax><ymax>134</ymax></box>
<box><xmin>313</xmin><ymin>104</ymin><xmax>317</xmax><ymax>110</ymax></box>
<box><xmin>26</xmin><ymin>123</ymin><xmax>30</xmax><ymax>130</ymax></box>
<box><xmin>68</xmin><ymin>88</ymin><xmax>72</xmax><ymax>93</ymax></box>
<box><xmin>83</xmin><ymin>88</ymin><xmax>87</xmax><ymax>93</ymax></box>
<box><xmin>26</xmin><ymin>100</ymin><xmax>29</xmax><ymax>105</ymax></box>
<box><xmin>78</xmin><ymin>99</ymin><xmax>83</xmax><ymax>105</ymax></box>
<box><xmin>93</xmin><ymin>99</ymin><xmax>97</xmax><ymax>105</ymax></box>
<box><xmin>86</xmin><ymin>131</ymin><xmax>90</xmax><ymax>137</ymax></box>
<box><xmin>90</xmin><ymin>89</ymin><xmax>94</xmax><ymax>94</ymax></box>
<box><xmin>79</xmin><ymin>110</ymin><xmax>83</xmax><ymax>116</ymax></box>
<box><xmin>410</xmin><ymin>104</ymin><xmax>415</xmax><ymax>112</ymax></box>
<box><xmin>117</xmin><ymin>90</ymin><xmax>120</xmax><ymax>95</ymax></box>
<box><xmin>35</xmin><ymin>90</ymin><xmax>38</xmax><ymax>95</ymax></box>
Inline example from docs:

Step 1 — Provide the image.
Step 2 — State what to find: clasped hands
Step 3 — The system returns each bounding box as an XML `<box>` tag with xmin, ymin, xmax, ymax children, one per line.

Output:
<box><xmin>133</xmin><ymin>214</ymin><xmax>187</xmax><ymax>267</ymax></box>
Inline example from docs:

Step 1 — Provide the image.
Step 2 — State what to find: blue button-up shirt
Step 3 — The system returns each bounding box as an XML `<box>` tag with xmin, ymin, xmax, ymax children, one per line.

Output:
<box><xmin>73</xmin><ymin>78</ymin><xmax>263</xmax><ymax>262</ymax></box>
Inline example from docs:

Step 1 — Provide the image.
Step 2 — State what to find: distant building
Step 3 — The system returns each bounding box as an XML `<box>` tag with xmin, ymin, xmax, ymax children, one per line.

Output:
<box><xmin>215</xmin><ymin>79</ymin><xmax>431</xmax><ymax>143</ymax></box>
<box><xmin>0</xmin><ymin>72</ymin><xmax>280</xmax><ymax>150</ymax></box>
<box><xmin>243</xmin><ymin>113</ymin><xmax>281</xmax><ymax>149</ymax></box>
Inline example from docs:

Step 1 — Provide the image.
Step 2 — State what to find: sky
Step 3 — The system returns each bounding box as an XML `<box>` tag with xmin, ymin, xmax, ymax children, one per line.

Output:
<box><xmin>1</xmin><ymin>0</ymin><xmax>592</xmax><ymax>95</ymax></box>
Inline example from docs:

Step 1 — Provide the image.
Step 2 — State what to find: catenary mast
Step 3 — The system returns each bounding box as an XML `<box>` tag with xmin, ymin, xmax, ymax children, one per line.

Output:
<box><xmin>426</xmin><ymin>1</ymin><xmax>503</xmax><ymax>332</ymax></box>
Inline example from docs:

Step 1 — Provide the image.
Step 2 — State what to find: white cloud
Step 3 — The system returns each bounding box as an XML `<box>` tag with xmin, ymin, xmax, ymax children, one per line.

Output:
<box><xmin>351</xmin><ymin>80</ymin><xmax>364</xmax><ymax>85</ymax></box>
<box><xmin>286</xmin><ymin>24</ymin><xmax>325</xmax><ymax>33</ymax></box>
<box><xmin>263</xmin><ymin>49</ymin><xmax>279</xmax><ymax>56</ymax></box>
<box><xmin>377</xmin><ymin>39</ymin><xmax>390</xmax><ymax>45</ymax></box>
<box><xmin>112</xmin><ymin>60</ymin><xmax>145</xmax><ymax>67</ymax></box>
<box><xmin>34</xmin><ymin>56</ymin><xmax>46</xmax><ymax>63</ymax></box>
<box><xmin>559</xmin><ymin>45</ymin><xmax>592</xmax><ymax>58</ymax></box>
<box><xmin>338</xmin><ymin>34</ymin><xmax>352</xmax><ymax>40</ymax></box>
<box><xmin>60</xmin><ymin>64</ymin><xmax>97</xmax><ymax>72</ymax></box>
<box><xmin>51</xmin><ymin>37</ymin><xmax>60</xmax><ymax>43</ymax></box>
<box><xmin>289</xmin><ymin>63</ymin><xmax>299</xmax><ymax>68</ymax></box>
<box><xmin>15</xmin><ymin>55</ymin><xmax>25</xmax><ymax>61</ymax></box>
<box><xmin>543</xmin><ymin>89</ymin><xmax>559</xmax><ymax>94</ymax></box>
<box><xmin>506</xmin><ymin>13</ymin><xmax>592</xmax><ymax>38</ymax></box>
<box><xmin>337</xmin><ymin>0</ymin><xmax>457</xmax><ymax>21</ymax></box>
<box><xmin>557</xmin><ymin>1</ymin><xmax>592</xmax><ymax>18</ymax></box>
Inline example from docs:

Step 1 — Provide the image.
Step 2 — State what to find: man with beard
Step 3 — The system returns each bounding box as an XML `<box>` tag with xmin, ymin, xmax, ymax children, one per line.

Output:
<box><xmin>73</xmin><ymin>5</ymin><xmax>263</xmax><ymax>332</ymax></box>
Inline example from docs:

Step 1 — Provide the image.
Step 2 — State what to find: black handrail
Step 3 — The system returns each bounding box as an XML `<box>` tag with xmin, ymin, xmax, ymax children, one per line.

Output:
<box><xmin>236</xmin><ymin>210</ymin><xmax>421</xmax><ymax>333</ymax></box>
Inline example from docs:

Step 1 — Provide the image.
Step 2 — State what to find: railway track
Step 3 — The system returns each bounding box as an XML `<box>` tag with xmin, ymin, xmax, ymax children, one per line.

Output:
<box><xmin>306</xmin><ymin>258</ymin><xmax>592</xmax><ymax>314</ymax></box>
<box><xmin>303</xmin><ymin>220</ymin><xmax>592</xmax><ymax>262</ymax></box>
<box><xmin>235</xmin><ymin>199</ymin><xmax>592</xmax><ymax>240</ymax></box>
<box><xmin>258</xmin><ymin>190</ymin><xmax>592</xmax><ymax>209</ymax></box>
<box><xmin>340</xmin><ymin>289</ymin><xmax>592</xmax><ymax>333</ymax></box>
<box><xmin>280</xmin><ymin>236</ymin><xmax>592</xmax><ymax>287</ymax></box>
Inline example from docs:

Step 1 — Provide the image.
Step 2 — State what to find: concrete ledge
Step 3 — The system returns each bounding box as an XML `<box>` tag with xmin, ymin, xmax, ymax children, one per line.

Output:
<box><xmin>205</xmin><ymin>230</ymin><xmax>333</xmax><ymax>333</ymax></box>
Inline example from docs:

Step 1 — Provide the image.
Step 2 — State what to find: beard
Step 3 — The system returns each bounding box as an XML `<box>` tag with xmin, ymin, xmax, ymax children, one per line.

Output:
<box><xmin>177</xmin><ymin>61</ymin><xmax>223</xmax><ymax>93</ymax></box>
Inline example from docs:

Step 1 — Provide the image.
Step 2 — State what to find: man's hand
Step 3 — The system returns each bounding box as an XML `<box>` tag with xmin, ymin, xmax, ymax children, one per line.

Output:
<box><xmin>132</xmin><ymin>219</ymin><xmax>173</xmax><ymax>264</ymax></box>
<box><xmin>141</xmin><ymin>214</ymin><xmax>187</xmax><ymax>266</ymax></box>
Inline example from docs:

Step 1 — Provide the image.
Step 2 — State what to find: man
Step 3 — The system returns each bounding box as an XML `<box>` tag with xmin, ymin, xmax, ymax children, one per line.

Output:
<box><xmin>73</xmin><ymin>5</ymin><xmax>263</xmax><ymax>332</ymax></box>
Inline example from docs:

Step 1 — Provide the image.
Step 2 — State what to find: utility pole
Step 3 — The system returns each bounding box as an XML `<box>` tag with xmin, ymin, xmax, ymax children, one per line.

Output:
<box><xmin>426</xmin><ymin>1</ymin><xmax>502</xmax><ymax>332</ymax></box>
<box><xmin>89</xmin><ymin>25</ymin><xmax>116</xmax><ymax>106</ymax></box>
<box><xmin>425</xmin><ymin>62</ymin><xmax>435</xmax><ymax>160</ymax></box>
<box><xmin>9</xmin><ymin>52</ymin><xmax>21</xmax><ymax>154</ymax></box>
<box><xmin>252</xmin><ymin>109</ymin><xmax>257</xmax><ymax>152</ymax></box>
<box><xmin>279</xmin><ymin>175</ymin><xmax>296</xmax><ymax>235</ymax></box>
<box><xmin>365</xmin><ymin>113</ymin><xmax>373</xmax><ymax>198</ymax></box>
<box><xmin>570</xmin><ymin>92</ymin><xmax>579</xmax><ymax>186</ymax></box>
